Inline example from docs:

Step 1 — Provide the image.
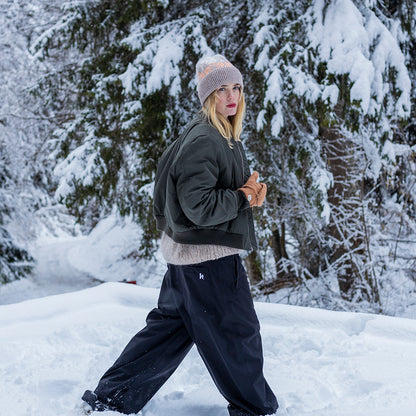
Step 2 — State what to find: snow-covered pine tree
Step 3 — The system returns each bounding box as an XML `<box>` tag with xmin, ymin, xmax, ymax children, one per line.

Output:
<box><xmin>365</xmin><ymin>0</ymin><xmax>416</xmax><ymax>315</ymax></box>
<box><xmin>0</xmin><ymin>0</ymin><xmax>66</xmax><ymax>283</ymax></box>
<box><xmin>247</xmin><ymin>0</ymin><xmax>413</xmax><ymax>312</ymax></box>
<box><xmin>0</xmin><ymin>148</ymin><xmax>34</xmax><ymax>284</ymax></box>
<box><xmin>34</xmin><ymin>0</ymin><xmax>176</xmax><ymax>252</ymax></box>
<box><xmin>38</xmin><ymin>0</ymin><xmax>415</xmax><ymax>312</ymax></box>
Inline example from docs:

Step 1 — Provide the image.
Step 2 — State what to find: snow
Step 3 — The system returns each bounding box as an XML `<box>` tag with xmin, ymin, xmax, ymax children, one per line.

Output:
<box><xmin>121</xmin><ymin>19</ymin><xmax>212</xmax><ymax>99</ymax></box>
<box><xmin>119</xmin><ymin>63</ymin><xmax>140</xmax><ymax>95</ymax></box>
<box><xmin>321</xmin><ymin>84</ymin><xmax>339</xmax><ymax>107</ymax></box>
<box><xmin>287</xmin><ymin>66</ymin><xmax>321</xmax><ymax>104</ymax></box>
<box><xmin>53</xmin><ymin>135</ymin><xmax>99</xmax><ymax>199</ymax></box>
<box><xmin>1</xmin><ymin>233</ymin><xmax>416</xmax><ymax>416</ymax></box>
<box><xmin>67</xmin><ymin>215</ymin><xmax>165</xmax><ymax>287</ymax></box>
<box><xmin>252</xmin><ymin>15</ymin><xmax>284</xmax><ymax>136</ymax></box>
<box><xmin>308</xmin><ymin>0</ymin><xmax>411</xmax><ymax>117</ymax></box>
<box><xmin>382</xmin><ymin>139</ymin><xmax>414</xmax><ymax>161</ymax></box>
<box><xmin>262</xmin><ymin>68</ymin><xmax>284</xmax><ymax>136</ymax></box>
<box><xmin>312</xmin><ymin>166</ymin><xmax>333</xmax><ymax>223</ymax></box>
<box><xmin>143</xmin><ymin>31</ymin><xmax>184</xmax><ymax>96</ymax></box>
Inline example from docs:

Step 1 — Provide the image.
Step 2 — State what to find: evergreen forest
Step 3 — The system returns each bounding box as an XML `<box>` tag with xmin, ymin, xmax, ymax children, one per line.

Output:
<box><xmin>1</xmin><ymin>0</ymin><xmax>416</xmax><ymax>315</ymax></box>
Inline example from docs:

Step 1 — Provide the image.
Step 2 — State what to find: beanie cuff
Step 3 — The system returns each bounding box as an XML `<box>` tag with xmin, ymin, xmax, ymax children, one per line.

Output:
<box><xmin>197</xmin><ymin>66</ymin><xmax>243</xmax><ymax>105</ymax></box>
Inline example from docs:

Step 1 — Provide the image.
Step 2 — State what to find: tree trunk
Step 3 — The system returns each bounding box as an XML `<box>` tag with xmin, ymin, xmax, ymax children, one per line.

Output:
<box><xmin>244</xmin><ymin>250</ymin><xmax>263</xmax><ymax>285</ymax></box>
<box><xmin>271</xmin><ymin>223</ymin><xmax>288</xmax><ymax>266</ymax></box>
<box><xmin>320</xmin><ymin>97</ymin><xmax>379</xmax><ymax>304</ymax></box>
<box><xmin>321</xmin><ymin>119</ymin><xmax>357</xmax><ymax>296</ymax></box>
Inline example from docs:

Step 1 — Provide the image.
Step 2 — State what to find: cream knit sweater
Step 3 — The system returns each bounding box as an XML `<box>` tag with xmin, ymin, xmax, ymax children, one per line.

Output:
<box><xmin>161</xmin><ymin>232</ymin><xmax>243</xmax><ymax>265</ymax></box>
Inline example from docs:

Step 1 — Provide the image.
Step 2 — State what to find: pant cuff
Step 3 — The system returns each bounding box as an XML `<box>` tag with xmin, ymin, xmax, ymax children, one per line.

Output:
<box><xmin>227</xmin><ymin>404</ymin><xmax>256</xmax><ymax>416</ymax></box>
<box><xmin>82</xmin><ymin>390</ymin><xmax>113</xmax><ymax>412</ymax></box>
<box><xmin>227</xmin><ymin>404</ymin><xmax>277</xmax><ymax>416</ymax></box>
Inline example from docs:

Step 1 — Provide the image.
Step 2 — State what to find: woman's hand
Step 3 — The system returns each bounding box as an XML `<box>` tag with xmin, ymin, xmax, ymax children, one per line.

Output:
<box><xmin>238</xmin><ymin>171</ymin><xmax>267</xmax><ymax>207</ymax></box>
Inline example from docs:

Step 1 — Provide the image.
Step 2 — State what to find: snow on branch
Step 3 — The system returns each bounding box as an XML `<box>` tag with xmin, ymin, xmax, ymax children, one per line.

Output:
<box><xmin>308</xmin><ymin>0</ymin><xmax>411</xmax><ymax>117</ymax></box>
<box><xmin>119</xmin><ymin>18</ymin><xmax>212</xmax><ymax>98</ymax></box>
<box><xmin>29</xmin><ymin>12</ymin><xmax>78</xmax><ymax>58</ymax></box>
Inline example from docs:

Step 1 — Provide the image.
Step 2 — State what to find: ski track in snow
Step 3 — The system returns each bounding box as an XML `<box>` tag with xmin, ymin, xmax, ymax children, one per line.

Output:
<box><xmin>1</xmin><ymin>239</ymin><xmax>416</xmax><ymax>416</ymax></box>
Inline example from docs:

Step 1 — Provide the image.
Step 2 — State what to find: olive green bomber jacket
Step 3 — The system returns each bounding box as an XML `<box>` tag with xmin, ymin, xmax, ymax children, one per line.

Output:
<box><xmin>153</xmin><ymin>113</ymin><xmax>257</xmax><ymax>251</ymax></box>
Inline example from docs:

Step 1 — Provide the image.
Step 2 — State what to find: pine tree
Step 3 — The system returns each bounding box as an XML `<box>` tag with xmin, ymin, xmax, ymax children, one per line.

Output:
<box><xmin>0</xmin><ymin>0</ymin><xmax>65</xmax><ymax>284</ymax></box>
<box><xmin>0</xmin><ymin>148</ymin><xmax>34</xmax><ymax>284</ymax></box>
<box><xmin>38</xmin><ymin>0</ymin><xmax>415</xmax><ymax>312</ymax></box>
<box><xmin>365</xmin><ymin>0</ymin><xmax>416</xmax><ymax>312</ymax></box>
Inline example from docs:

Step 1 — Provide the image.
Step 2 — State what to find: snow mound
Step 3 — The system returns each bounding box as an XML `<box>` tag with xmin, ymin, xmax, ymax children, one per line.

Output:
<box><xmin>1</xmin><ymin>283</ymin><xmax>416</xmax><ymax>416</ymax></box>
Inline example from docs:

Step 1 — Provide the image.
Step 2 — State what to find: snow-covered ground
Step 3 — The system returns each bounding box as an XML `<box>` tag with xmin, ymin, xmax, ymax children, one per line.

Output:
<box><xmin>1</xmin><ymin>280</ymin><xmax>416</xmax><ymax>416</ymax></box>
<box><xmin>1</xmin><ymin>217</ymin><xmax>416</xmax><ymax>416</ymax></box>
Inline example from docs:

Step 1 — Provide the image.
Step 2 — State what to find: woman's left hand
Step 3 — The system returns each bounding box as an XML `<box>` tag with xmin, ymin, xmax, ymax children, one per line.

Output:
<box><xmin>255</xmin><ymin>183</ymin><xmax>267</xmax><ymax>207</ymax></box>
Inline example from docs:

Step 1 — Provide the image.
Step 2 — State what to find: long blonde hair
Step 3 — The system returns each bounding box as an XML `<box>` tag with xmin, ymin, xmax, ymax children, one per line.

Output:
<box><xmin>201</xmin><ymin>90</ymin><xmax>246</xmax><ymax>146</ymax></box>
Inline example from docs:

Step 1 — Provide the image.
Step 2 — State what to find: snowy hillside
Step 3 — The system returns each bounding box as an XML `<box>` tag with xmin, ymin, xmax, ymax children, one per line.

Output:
<box><xmin>1</xmin><ymin>280</ymin><xmax>416</xmax><ymax>416</ymax></box>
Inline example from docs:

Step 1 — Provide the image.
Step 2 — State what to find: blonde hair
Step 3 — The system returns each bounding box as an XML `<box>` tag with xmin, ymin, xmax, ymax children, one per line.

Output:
<box><xmin>201</xmin><ymin>90</ymin><xmax>246</xmax><ymax>146</ymax></box>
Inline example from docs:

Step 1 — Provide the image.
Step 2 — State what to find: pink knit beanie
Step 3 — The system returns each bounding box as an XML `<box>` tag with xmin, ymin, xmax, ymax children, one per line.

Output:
<box><xmin>196</xmin><ymin>54</ymin><xmax>244</xmax><ymax>105</ymax></box>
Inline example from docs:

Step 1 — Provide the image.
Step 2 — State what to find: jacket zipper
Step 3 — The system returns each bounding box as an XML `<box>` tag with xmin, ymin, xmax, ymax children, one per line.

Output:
<box><xmin>236</xmin><ymin>141</ymin><xmax>256</xmax><ymax>249</ymax></box>
<box><xmin>236</xmin><ymin>141</ymin><xmax>245</xmax><ymax>184</ymax></box>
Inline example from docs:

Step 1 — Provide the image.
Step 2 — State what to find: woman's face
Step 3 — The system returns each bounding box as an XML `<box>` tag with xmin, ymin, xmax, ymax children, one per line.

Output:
<box><xmin>215</xmin><ymin>83</ymin><xmax>241</xmax><ymax>118</ymax></box>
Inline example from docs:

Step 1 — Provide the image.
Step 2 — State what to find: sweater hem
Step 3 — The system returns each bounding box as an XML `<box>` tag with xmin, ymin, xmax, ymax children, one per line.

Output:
<box><xmin>155</xmin><ymin>215</ymin><xmax>256</xmax><ymax>250</ymax></box>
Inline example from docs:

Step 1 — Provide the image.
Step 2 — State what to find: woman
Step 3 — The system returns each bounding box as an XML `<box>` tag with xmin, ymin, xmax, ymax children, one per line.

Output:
<box><xmin>82</xmin><ymin>54</ymin><xmax>278</xmax><ymax>416</ymax></box>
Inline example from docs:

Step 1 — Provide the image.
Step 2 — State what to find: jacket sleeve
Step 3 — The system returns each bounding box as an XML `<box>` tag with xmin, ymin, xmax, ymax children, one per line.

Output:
<box><xmin>174</xmin><ymin>134</ymin><xmax>245</xmax><ymax>227</ymax></box>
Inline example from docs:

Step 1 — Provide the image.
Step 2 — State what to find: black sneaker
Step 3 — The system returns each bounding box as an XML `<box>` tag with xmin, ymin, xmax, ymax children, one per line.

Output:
<box><xmin>81</xmin><ymin>390</ymin><xmax>112</xmax><ymax>412</ymax></box>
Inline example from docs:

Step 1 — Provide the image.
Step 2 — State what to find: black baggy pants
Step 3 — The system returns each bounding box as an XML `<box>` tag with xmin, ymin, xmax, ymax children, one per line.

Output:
<box><xmin>83</xmin><ymin>255</ymin><xmax>278</xmax><ymax>415</ymax></box>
